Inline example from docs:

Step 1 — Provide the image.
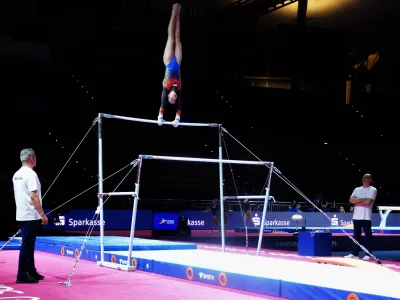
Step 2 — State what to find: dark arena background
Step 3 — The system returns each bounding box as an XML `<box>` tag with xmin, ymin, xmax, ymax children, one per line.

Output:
<box><xmin>1</xmin><ymin>1</ymin><xmax>400</xmax><ymax>300</ymax></box>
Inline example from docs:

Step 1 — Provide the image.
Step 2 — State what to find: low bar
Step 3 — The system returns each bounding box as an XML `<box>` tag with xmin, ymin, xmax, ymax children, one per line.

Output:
<box><xmin>224</xmin><ymin>195</ymin><xmax>273</xmax><ymax>199</ymax></box>
<box><xmin>102</xmin><ymin>113</ymin><xmax>219</xmax><ymax>128</ymax></box>
<box><xmin>97</xmin><ymin>261</ymin><xmax>135</xmax><ymax>272</ymax></box>
<box><xmin>377</xmin><ymin>206</ymin><xmax>400</xmax><ymax>211</ymax></box>
<box><xmin>140</xmin><ymin>155</ymin><xmax>272</xmax><ymax>166</ymax></box>
<box><xmin>98</xmin><ymin>192</ymin><xmax>137</xmax><ymax>197</ymax></box>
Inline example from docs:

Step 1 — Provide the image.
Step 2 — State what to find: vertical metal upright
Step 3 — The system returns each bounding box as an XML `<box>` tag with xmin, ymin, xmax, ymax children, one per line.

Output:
<box><xmin>256</xmin><ymin>163</ymin><xmax>274</xmax><ymax>256</ymax></box>
<box><xmin>127</xmin><ymin>156</ymin><xmax>143</xmax><ymax>267</ymax></box>
<box><xmin>218</xmin><ymin>125</ymin><xmax>225</xmax><ymax>252</ymax></box>
<box><xmin>98</xmin><ymin>113</ymin><xmax>105</xmax><ymax>263</ymax></box>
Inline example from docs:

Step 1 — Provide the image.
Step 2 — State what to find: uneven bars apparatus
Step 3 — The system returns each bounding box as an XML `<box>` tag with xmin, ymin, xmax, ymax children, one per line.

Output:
<box><xmin>97</xmin><ymin>113</ymin><xmax>225</xmax><ymax>270</ymax></box>
<box><xmin>97</xmin><ymin>112</ymin><xmax>274</xmax><ymax>270</ymax></box>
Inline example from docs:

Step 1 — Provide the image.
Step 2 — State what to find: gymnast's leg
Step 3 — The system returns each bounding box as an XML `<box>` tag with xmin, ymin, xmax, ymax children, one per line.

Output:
<box><xmin>171</xmin><ymin>3</ymin><xmax>182</xmax><ymax>125</ymax></box>
<box><xmin>174</xmin><ymin>4</ymin><xmax>182</xmax><ymax>65</ymax></box>
<box><xmin>244</xmin><ymin>210</ymin><xmax>255</xmax><ymax>227</ymax></box>
<box><xmin>212</xmin><ymin>214</ymin><xmax>219</xmax><ymax>232</ymax></box>
<box><xmin>163</xmin><ymin>4</ymin><xmax>181</xmax><ymax>66</ymax></box>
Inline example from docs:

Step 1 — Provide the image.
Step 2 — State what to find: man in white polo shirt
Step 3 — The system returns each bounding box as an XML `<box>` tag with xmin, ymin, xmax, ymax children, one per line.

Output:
<box><xmin>345</xmin><ymin>173</ymin><xmax>377</xmax><ymax>261</ymax></box>
<box><xmin>13</xmin><ymin>148</ymin><xmax>48</xmax><ymax>283</ymax></box>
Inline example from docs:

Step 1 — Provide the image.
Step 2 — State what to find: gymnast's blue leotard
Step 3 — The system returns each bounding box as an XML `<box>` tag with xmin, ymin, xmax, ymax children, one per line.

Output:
<box><xmin>163</xmin><ymin>56</ymin><xmax>182</xmax><ymax>90</ymax></box>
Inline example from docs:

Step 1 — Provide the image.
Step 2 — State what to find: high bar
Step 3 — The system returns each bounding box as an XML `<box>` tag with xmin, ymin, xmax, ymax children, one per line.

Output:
<box><xmin>98</xmin><ymin>192</ymin><xmax>137</xmax><ymax>197</ymax></box>
<box><xmin>140</xmin><ymin>155</ymin><xmax>272</xmax><ymax>166</ymax></box>
<box><xmin>101</xmin><ymin>113</ymin><xmax>220</xmax><ymax>128</ymax></box>
<box><xmin>377</xmin><ymin>206</ymin><xmax>400</xmax><ymax>211</ymax></box>
<box><xmin>224</xmin><ymin>195</ymin><xmax>273</xmax><ymax>199</ymax></box>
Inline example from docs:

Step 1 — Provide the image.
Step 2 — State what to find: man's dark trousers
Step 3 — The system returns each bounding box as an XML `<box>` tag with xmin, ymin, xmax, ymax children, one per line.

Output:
<box><xmin>352</xmin><ymin>219</ymin><xmax>373</xmax><ymax>256</ymax></box>
<box><xmin>18</xmin><ymin>219</ymin><xmax>40</xmax><ymax>277</ymax></box>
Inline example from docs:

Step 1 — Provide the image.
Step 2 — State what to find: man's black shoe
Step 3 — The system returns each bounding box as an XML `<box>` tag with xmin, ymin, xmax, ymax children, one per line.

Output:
<box><xmin>32</xmin><ymin>271</ymin><xmax>44</xmax><ymax>280</ymax></box>
<box><xmin>16</xmin><ymin>273</ymin><xmax>39</xmax><ymax>284</ymax></box>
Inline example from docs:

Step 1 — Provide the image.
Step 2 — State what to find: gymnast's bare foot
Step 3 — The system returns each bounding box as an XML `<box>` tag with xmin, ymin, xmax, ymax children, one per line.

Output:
<box><xmin>173</xmin><ymin>3</ymin><xmax>181</xmax><ymax>13</ymax></box>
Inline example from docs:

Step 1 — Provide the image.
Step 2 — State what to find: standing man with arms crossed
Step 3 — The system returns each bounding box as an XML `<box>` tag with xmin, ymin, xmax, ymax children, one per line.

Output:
<box><xmin>13</xmin><ymin>148</ymin><xmax>48</xmax><ymax>283</ymax></box>
<box><xmin>158</xmin><ymin>3</ymin><xmax>183</xmax><ymax>127</ymax></box>
<box><xmin>345</xmin><ymin>173</ymin><xmax>377</xmax><ymax>261</ymax></box>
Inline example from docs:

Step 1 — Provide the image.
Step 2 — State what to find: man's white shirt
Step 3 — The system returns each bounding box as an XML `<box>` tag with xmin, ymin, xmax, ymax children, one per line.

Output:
<box><xmin>351</xmin><ymin>186</ymin><xmax>377</xmax><ymax>221</ymax></box>
<box><xmin>13</xmin><ymin>166</ymin><xmax>42</xmax><ymax>221</ymax></box>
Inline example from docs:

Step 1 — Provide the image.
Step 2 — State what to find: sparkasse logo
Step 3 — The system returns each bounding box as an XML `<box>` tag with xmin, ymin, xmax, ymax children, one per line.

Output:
<box><xmin>69</xmin><ymin>218</ymin><xmax>104</xmax><ymax>227</ymax></box>
<box><xmin>54</xmin><ymin>216</ymin><xmax>105</xmax><ymax>227</ymax></box>
<box><xmin>54</xmin><ymin>216</ymin><xmax>65</xmax><ymax>226</ymax></box>
<box><xmin>252</xmin><ymin>214</ymin><xmax>260</xmax><ymax>226</ymax></box>
<box><xmin>187</xmin><ymin>219</ymin><xmax>205</xmax><ymax>226</ymax></box>
<box><xmin>252</xmin><ymin>213</ymin><xmax>290</xmax><ymax>227</ymax></box>
<box><xmin>331</xmin><ymin>214</ymin><xmax>338</xmax><ymax>226</ymax></box>
<box><xmin>199</xmin><ymin>272</ymin><xmax>215</xmax><ymax>281</ymax></box>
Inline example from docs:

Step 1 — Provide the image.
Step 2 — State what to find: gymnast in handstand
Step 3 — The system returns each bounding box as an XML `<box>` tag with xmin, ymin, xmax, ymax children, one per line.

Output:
<box><xmin>158</xmin><ymin>3</ymin><xmax>182</xmax><ymax>127</ymax></box>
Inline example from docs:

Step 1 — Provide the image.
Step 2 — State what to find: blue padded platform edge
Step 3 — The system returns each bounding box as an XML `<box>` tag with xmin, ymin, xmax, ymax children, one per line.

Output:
<box><xmin>0</xmin><ymin>241</ymin><xmax>21</xmax><ymax>250</ymax></box>
<box><xmin>152</xmin><ymin>260</ymin><xmax>281</xmax><ymax>297</ymax></box>
<box><xmin>281</xmin><ymin>280</ymin><xmax>400</xmax><ymax>300</ymax></box>
<box><xmin>34</xmin><ymin>236</ymin><xmax>197</xmax><ymax>251</ymax></box>
<box><xmin>33</xmin><ymin>241</ymin><xmax>399</xmax><ymax>300</ymax></box>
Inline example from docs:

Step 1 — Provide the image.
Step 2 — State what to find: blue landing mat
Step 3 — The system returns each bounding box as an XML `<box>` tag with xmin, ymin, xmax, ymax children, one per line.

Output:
<box><xmin>235</xmin><ymin>226</ymin><xmax>400</xmax><ymax>234</ymax></box>
<box><xmin>33</xmin><ymin>243</ymin><xmax>400</xmax><ymax>300</ymax></box>
<box><xmin>29</xmin><ymin>234</ymin><xmax>400</xmax><ymax>300</ymax></box>
<box><xmin>34</xmin><ymin>236</ymin><xmax>197</xmax><ymax>251</ymax></box>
